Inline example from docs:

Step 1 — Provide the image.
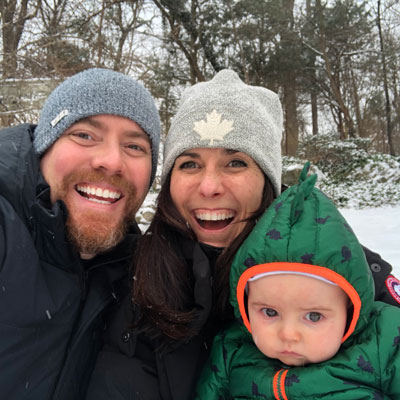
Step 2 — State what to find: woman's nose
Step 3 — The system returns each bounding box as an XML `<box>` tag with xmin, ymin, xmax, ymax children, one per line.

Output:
<box><xmin>197</xmin><ymin>169</ymin><xmax>224</xmax><ymax>197</ymax></box>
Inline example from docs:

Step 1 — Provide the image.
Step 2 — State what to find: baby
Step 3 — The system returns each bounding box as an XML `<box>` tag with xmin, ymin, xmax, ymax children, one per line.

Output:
<box><xmin>247</xmin><ymin>271</ymin><xmax>349</xmax><ymax>367</ymax></box>
<box><xmin>195</xmin><ymin>164</ymin><xmax>400</xmax><ymax>399</ymax></box>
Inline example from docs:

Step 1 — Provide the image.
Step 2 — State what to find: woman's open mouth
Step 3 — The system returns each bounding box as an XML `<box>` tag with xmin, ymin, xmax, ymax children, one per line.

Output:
<box><xmin>194</xmin><ymin>210</ymin><xmax>235</xmax><ymax>230</ymax></box>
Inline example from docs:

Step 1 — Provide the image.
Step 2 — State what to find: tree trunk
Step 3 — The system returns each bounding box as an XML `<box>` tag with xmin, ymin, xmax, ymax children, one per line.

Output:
<box><xmin>349</xmin><ymin>58</ymin><xmax>363</xmax><ymax>137</ymax></box>
<box><xmin>283</xmin><ymin>81</ymin><xmax>299</xmax><ymax>155</ymax></box>
<box><xmin>311</xmin><ymin>90</ymin><xmax>318</xmax><ymax>135</ymax></box>
<box><xmin>376</xmin><ymin>0</ymin><xmax>395</xmax><ymax>155</ymax></box>
<box><xmin>306</xmin><ymin>0</ymin><xmax>318</xmax><ymax>135</ymax></box>
<box><xmin>281</xmin><ymin>0</ymin><xmax>299</xmax><ymax>155</ymax></box>
<box><xmin>0</xmin><ymin>0</ymin><xmax>36</xmax><ymax>78</ymax></box>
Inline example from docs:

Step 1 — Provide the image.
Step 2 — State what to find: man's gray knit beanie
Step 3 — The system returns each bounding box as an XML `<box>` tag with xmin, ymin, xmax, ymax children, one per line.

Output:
<box><xmin>34</xmin><ymin>68</ymin><xmax>161</xmax><ymax>185</ymax></box>
<box><xmin>162</xmin><ymin>69</ymin><xmax>283</xmax><ymax>195</ymax></box>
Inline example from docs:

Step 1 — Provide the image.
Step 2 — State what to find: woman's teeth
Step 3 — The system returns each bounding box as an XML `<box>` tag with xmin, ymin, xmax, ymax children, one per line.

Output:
<box><xmin>194</xmin><ymin>211</ymin><xmax>235</xmax><ymax>230</ymax></box>
<box><xmin>195</xmin><ymin>211</ymin><xmax>234</xmax><ymax>221</ymax></box>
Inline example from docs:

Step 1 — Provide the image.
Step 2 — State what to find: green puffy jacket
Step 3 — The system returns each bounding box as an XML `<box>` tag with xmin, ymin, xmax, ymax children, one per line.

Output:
<box><xmin>195</xmin><ymin>164</ymin><xmax>400</xmax><ymax>399</ymax></box>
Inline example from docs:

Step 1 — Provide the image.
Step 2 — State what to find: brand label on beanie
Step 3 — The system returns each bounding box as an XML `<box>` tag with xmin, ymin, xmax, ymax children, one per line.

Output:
<box><xmin>193</xmin><ymin>110</ymin><xmax>233</xmax><ymax>145</ymax></box>
<box><xmin>51</xmin><ymin>109</ymin><xmax>69</xmax><ymax>127</ymax></box>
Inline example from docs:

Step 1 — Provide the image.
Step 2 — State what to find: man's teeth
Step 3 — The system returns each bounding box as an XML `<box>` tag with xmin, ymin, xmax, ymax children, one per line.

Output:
<box><xmin>195</xmin><ymin>212</ymin><xmax>234</xmax><ymax>221</ymax></box>
<box><xmin>87</xmin><ymin>198</ymin><xmax>112</xmax><ymax>205</ymax></box>
<box><xmin>76</xmin><ymin>185</ymin><xmax>121</xmax><ymax>200</ymax></box>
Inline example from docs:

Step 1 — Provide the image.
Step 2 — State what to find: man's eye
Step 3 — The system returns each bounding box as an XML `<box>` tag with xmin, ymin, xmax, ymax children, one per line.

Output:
<box><xmin>306</xmin><ymin>312</ymin><xmax>322</xmax><ymax>322</ymax></box>
<box><xmin>228</xmin><ymin>159</ymin><xmax>247</xmax><ymax>168</ymax></box>
<box><xmin>73</xmin><ymin>132</ymin><xmax>93</xmax><ymax>140</ymax></box>
<box><xmin>262</xmin><ymin>308</ymin><xmax>278</xmax><ymax>317</ymax></box>
<box><xmin>127</xmin><ymin>144</ymin><xmax>143</xmax><ymax>152</ymax></box>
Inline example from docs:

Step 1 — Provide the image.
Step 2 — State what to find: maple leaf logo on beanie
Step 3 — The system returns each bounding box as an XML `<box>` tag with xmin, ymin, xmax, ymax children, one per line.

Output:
<box><xmin>193</xmin><ymin>110</ymin><xmax>233</xmax><ymax>145</ymax></box>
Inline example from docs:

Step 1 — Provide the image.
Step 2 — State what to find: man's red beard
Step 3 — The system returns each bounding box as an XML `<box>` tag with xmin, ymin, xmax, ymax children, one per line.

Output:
<box><xmin>54</xmin><ymin>170</ymin><xmax>139</xmax><ymax>257</ymax></box>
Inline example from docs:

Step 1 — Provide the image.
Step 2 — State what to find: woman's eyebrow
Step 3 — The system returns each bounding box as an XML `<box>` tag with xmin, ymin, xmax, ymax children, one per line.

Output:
<box><xmin>225</xmin><ymin>149</ymin><xmax>238</xmax><ymax>155</ymax></box>
<box><xmin>176</xmin><ymin>149</ymin><xmax>239</xmax><ymax>158</ymax></box>
<box><xmin>176</xmin><ymin>151</ymin><xmax>201</xmax><ymax>159</ymax></box>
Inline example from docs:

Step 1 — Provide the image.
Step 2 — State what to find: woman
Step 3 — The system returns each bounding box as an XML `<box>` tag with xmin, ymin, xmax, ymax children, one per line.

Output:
<box><xmin>86</xmin><ymin>70</ymin><xmax>398</xmax><ymax>400</ymax></box>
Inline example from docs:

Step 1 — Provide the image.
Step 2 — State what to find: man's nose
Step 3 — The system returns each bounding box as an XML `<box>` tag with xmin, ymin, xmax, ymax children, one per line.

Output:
<box><xmin>91</xmin><ymin>142</ymin><xmax>124</xmax><ymax>175</ymax></box>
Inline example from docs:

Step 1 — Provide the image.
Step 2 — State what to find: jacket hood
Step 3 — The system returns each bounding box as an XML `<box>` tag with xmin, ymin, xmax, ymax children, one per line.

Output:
<box><xmin>0</xmin><ymin>124</ymin><xmax>76</xmax><ymax>266</ymax></box>
<box><xmin>0</xmin><ymin>124</ymin><xmax>40</xmax><ymax>219</ymax></box>
<box><xmin>230</xmin><ymin>163</ymin><xmax>375</xmax><ymax>344</ymax></box>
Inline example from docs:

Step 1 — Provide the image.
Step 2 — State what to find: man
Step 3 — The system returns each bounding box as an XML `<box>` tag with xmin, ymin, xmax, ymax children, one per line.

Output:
<box><xmin>0</xmin><ymin>68</ymin><xmax>160</xmax><ymax>399</ymax></box>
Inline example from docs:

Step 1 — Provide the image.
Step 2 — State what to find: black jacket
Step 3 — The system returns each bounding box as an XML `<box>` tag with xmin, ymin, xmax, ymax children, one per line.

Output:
<box><xmin>0</xmin><ymin>124</ymin><xmax>138</xmax><ymax>399</ymax></box>
<box><xmin>85</xmin><ymin>237</ymin><xmax>222</xmax><ymax>400</ymax></box>
<box><xmin>86</xmin><ymin>229</ymin><xmax>399</xmax><ymax>400</ymax></box>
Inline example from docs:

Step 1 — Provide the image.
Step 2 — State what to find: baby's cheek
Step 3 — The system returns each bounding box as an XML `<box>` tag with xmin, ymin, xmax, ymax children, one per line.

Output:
<box><xmin>252</xmin><ymin>334</ymin><xmax>259</xmax><ymax>347</ymax></box>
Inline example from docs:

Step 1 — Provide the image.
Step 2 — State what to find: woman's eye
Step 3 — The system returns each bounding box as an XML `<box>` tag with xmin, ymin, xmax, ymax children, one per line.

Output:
<box><xmin>262</xmin><ymin>308</ymin><xmax>278</xmax><ymax>317</ymax></box>
<box><xmin>306</xmin><ymin>312</ymin><xmax>323</xmax><ymax>322</ymax></box>
<box><xmin>228</xmin><ymin>159</ymin><xmax>247</xmax><ymax>168</ymax></box>
<box><xmin>179</xmin><ymin>161</ymin><xmax>198</xmax><ymax>169</ymax></box>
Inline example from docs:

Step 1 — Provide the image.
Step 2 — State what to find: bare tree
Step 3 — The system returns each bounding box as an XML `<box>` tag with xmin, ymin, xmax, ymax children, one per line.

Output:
<box><xmin>305</xmin><ymin>0</ymin><xmax>319</xmax><ymax>135</ymax></box>
<box><xmin>280</xmin><ymin>0</ymin><xmax>300</xmax><ymax>155</ymax></box>
<box><xmin>315</xmin><ymin>0</ymin><xmax>356</xmax><ymax>139</ymax></box>
<box><xmin>0</xmin><ymin>0</ymin><xmax>40</xmax><ymax>77</ymax></box>
<box><xmin>376</xmin><ymin>0</ymin><xmax>395</xmax><ymax>155</ymax></box>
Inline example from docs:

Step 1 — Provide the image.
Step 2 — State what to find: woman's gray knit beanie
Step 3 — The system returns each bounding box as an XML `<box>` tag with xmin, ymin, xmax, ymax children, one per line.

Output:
<box><xmin>162</xmin><ymin>69</ymin><xmax>283</xmax><ymax>195</ymax></box>
<box><xmin>34</xmin><ymin>68</ymin><xmax>161</xmax><ymax>185</ymax></box>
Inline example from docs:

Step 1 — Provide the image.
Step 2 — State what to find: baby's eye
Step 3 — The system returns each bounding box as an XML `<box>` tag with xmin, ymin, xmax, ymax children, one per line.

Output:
<box><xmin>262</xmin><ymin>308</ymin><xmax>278</xmax><ymax>317</ymax></box>
<box><xmin>306</xmin><ymin>312</ymin><xmax>323</xmax><ymax>322</ymax></box>
<box><xmin>228</xmin><ymin>159</ymin><xmax>247</xmax><ymax>168</ymax></box>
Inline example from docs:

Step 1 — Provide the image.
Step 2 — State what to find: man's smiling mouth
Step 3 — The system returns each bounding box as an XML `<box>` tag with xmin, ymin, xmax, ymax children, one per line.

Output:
<box><xmin>76</xmin><ymin>184</ymin><xmax>122</xmax><ymax>205</ymax></box>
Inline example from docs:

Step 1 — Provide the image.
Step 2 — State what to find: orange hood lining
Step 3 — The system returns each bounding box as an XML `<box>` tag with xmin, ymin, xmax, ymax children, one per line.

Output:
<box><xmin>236</xmin><ymin>262</ymin><xmax>361</xmax><ymax>343</ymax></box>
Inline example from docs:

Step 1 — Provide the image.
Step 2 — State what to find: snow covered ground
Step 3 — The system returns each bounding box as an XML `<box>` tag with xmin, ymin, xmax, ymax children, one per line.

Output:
<box><xmin>340</xmin><ymin>206</ymin><xmax>400</xmax><ymax>277</ymax></box>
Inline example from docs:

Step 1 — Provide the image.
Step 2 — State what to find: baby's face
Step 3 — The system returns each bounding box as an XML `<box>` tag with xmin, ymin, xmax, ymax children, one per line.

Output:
<box><xmin>247</xmin><ymin>274</ymin><xmax>348</xmax><ymax>366</ymax></box>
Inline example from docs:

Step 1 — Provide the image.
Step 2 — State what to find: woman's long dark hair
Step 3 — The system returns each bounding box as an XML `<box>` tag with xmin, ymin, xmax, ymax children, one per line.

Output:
<box><xmin>132</xmin><ymin>171</ymin><xmax>275</xmax><ymax>342</ymax></box>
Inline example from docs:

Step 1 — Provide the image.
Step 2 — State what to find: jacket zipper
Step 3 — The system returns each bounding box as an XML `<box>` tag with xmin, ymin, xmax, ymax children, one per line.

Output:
<box><xmin>273</xmin><ymin>369</ymin><xmax>289</xmax><ymax>400</ymax></box>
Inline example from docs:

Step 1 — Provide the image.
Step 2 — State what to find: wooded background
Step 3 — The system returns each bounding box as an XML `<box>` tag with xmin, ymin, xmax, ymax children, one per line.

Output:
<box><xmin>1</xmin><ymin>0</ymin><xmax>399</xmax><ymax>156</ymax></box>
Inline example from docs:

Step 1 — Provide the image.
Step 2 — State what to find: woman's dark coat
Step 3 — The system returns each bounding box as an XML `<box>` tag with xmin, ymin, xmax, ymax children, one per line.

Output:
<box><xmin>86</xmin><ymin>227</ymin><xmax>398</xmax><ymax>399</ymax></box>
<box><xmin>0</xmin><ymin>124</ymin><xmax>138</xmax><ymax>399</ymax></box>
<box><xmin>86</xmin><ymin>237</ymin><xmax>222</xmax><ymax>400</ymax></box>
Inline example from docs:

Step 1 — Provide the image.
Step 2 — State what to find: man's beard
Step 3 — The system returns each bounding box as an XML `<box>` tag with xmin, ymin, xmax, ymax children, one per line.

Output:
<box><xmin>55</xmin><ymin>170</ymin><xmax>139</xmax><ymax>257</ymax></box>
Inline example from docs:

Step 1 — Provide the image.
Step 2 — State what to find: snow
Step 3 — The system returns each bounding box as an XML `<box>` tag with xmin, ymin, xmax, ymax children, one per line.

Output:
<box><xmin>340</xmin><ymin>206</ymin><xmax>400</xmax><ymax>277</ymax></box>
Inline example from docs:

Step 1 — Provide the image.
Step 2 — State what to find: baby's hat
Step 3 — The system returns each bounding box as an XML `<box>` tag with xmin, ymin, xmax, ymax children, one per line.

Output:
<box><xmin>231</xmin><ymin>163</ymin><xmax>374</xmax><ymax>342</ymax></box>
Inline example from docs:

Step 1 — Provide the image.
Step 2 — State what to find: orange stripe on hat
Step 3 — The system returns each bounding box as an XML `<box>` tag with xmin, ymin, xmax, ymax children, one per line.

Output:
<box><xmin>237</xmin><ymin>262</ymin><xmax>361</xmax><ymax>343</ymax></box>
